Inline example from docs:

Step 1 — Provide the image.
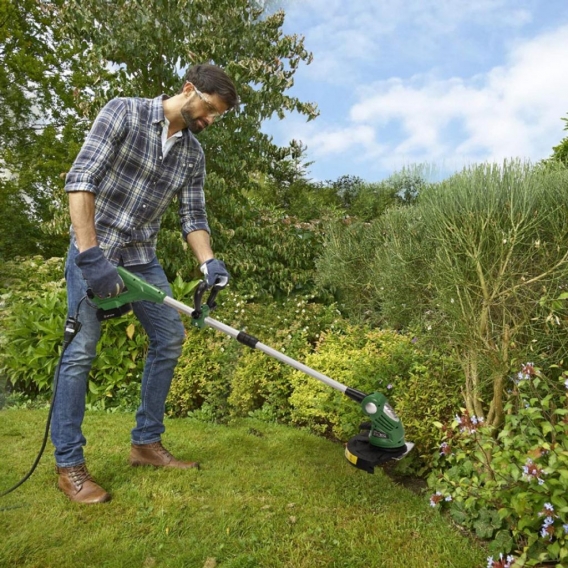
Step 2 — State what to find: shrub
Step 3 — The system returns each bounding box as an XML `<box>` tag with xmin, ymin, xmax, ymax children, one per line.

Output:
<box><xmin>167</xmin><ymin>289</ymin><xmax>342</xmax><ymax>422</ymax></box>
<box><xmin>0</xmin><ymin>256</ymin><xmax>147</xmax><ymax>407</ymax></box>
<box><xmin>428</xmin><ymin>363</ymin><xmax>568</xmax><ymax>566</ymax></box>
<box><xmin>166</xmin><ymin>327</ymin><xmax>236</xmax><ymax>421</ymax></box>
<box><xmin>227</xmin><ymin>349</ymin><xmax>294</xmax><ymax>421</ymax></box>
<box><xmin>289</xmin><ymin>326</ymin><xmax>411</xmax><ymax>438</ymax></box>
<box><xmin>157</xmin><ymin>200</ymin><xmax>324</xmax><ymax>299</ymax></box>
<box><xmin>0</xmin><ymin>257</ymin><xmax>68</xmax><ymax>395</ymax></box>
<box><xmin>394</xmin><ymin>348</ymin><xmax>464</xmax><ymax>471</ymax></box>
<box><xmin>317</xmin><ymin>161</ymin><xmax>568</xmax><ymax>430</ymax></box>
<box><xmin>288</xmin><ymin>326</ymin><xmax>463</xmax><ymax>471</ymax></box>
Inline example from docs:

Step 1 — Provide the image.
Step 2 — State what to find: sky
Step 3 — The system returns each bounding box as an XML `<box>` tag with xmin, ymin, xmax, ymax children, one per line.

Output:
<box><xmin>262</xmin><ymin>0</ymin><xmax>568</xmax><ymax>183</ymax></box>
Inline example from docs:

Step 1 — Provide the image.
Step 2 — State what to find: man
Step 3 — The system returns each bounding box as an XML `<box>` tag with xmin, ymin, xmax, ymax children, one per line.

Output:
<box><xmin>52</xmin><ymin>64</ymin><xmax>239</xmax><ymax>504</ymax></box>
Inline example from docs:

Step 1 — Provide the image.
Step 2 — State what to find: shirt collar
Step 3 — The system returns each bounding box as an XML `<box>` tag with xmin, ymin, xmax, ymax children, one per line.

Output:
<box><xmin>151</xmin><ymin>95</ymin><xmax>167</xmax><ymax>125</ymax></box>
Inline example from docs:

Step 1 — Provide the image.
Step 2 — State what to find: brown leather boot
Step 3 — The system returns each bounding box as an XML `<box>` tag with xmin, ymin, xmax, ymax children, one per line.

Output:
<box><xmin>56</xmin><ymin>464</ymin><xmax>111</xmax><ymax>504</ymax></box>
<box><xmin>129</xmin><ymin>441</ymin><xmax>199</xmax><ymax>469</ymax></box>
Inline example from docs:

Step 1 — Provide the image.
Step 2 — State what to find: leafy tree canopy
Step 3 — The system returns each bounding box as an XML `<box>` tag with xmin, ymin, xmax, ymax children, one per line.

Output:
<box><xmin>0</xmin><ymin>0</ymin><xmax>318</xmax><ymax>264</ymax></box>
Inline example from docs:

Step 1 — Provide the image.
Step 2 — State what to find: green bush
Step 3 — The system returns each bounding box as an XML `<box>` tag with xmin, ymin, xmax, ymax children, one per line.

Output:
<box><xmin>0</xmin><ymin>255</ymin><xmax>66</xmax><ymax>292</ymax></box>
<box><xmin>288</xmin><ymin>326</ymin><xmax>463</xmax><ymax>470</ymax></box>
<box><xmin>2</xmin><ymin>258</ymin><xmax>463</xmax><ymax>476</ymax></box>
<box><xmin>0</xmin><ymin>279</ymin><xmax>67</xmax><ymax>395</ymax></box>
<box><xmin>289</xmin><ymin>326</ymin><xmax>407</xmax><ymax>438</ymax></box>
<box><xmin>317</xmin><ymin>161</ymin><xmax>568</xmax><ymax>431</ymax></box>
<box><xmin>157</xmin><ymin>200</ymin><xmax>324</xmax><ymax>299</ymax></box>
<box><xmin>167</xmin><ymin>290</ymin><xmax>342</xmax><ymax>422</ymax></box>
<box><xmin>0</xmin><ymin>256</ymin><xmax>148</xmax><ymax>408</ymax></box>
<box><xmin>166</xmin><ymin>327</ymin><xmax>236</xmax><ymax>421</ymax></box>
<box><xmin>394</xmin><ymin>348</ymin><xmax>464</xmax><ymax>470</ymax></box>
<box><xmin>428</xmin><ymin>363</ymin><xmax>568</xmax><ymax>566</ymax></box>
<box><xmin>227</xmin><ymin>349</ymin><xmax>293</xmax><ymax>421</ymax></box>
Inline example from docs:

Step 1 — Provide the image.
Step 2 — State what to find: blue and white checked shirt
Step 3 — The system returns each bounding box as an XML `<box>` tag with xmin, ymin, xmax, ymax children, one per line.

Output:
<box><xmin>65</xmin><ymin>95</ymin><xmax>210</xmax><ymax>266</ymax></box>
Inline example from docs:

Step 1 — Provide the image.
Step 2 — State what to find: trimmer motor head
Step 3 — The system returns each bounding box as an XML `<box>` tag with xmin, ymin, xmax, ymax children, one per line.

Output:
<box><xmin>344</xmin><ymin>392</ymin><xmax>414</xmax><ymax>473</ymax></box>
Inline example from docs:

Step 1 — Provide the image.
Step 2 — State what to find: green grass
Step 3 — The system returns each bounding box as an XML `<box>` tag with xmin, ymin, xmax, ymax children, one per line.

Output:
<box><xmin>0</xmin><ymin>409</ymin><xmax>486</xmax><ymax>568</ymax></box>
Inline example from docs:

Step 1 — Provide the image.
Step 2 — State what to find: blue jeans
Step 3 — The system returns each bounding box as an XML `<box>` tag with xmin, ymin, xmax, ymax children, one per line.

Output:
<box><xmin>51</xmin><ymin>244</ymin><xmax>185</xmax><ymax>467</ymax></box>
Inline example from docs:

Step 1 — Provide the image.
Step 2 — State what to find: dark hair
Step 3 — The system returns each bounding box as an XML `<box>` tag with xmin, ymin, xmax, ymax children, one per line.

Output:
<box><xmin>179</xmin><ymin>64</ymin><xmax>239</xmax><ymax>110</ymax></box>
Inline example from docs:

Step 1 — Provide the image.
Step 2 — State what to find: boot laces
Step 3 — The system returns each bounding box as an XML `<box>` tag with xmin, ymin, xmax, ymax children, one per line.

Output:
<box><xmin>154</xmin><ymin>442</ymin><xmax>174</xmax><ymax>460</ymax></box>
<box><xmin>68</xmin><ymin>464</ymin><xmax>92</xmax><ymax>487</ymax></box>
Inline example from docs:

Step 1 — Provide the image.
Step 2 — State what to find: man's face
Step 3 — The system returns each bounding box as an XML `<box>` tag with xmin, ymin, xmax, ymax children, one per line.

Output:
<box><xmin>181</xmin><ymin>83</ymin><xmax>229</xmax><ymax>134</ymax></box>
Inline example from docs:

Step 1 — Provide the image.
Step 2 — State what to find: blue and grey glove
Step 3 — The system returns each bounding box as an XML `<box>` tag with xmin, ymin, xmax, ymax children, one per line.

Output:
<box><xmin>75</xmin><ymin>246</ymin><xmax>124</xmax><ymax>298</ymax></box>
<box><xmin>200</xmin><ymin>258</ymin><xmax>230</xmax><ymax>289</ymax></box>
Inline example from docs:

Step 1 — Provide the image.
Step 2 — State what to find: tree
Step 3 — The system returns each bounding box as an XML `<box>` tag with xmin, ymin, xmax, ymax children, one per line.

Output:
<box><xmin>0</xmin><ymin>0</ymin><xmax>79</xmax><ymax>260</ymax></box>
<box><xmin>58</xmin><ymin>0</ymin><xmax>317</xmax><ymax>213</ymax></box>
<box><xmin>1</xmin><ymin>0</ymin><xmax>318</xmax><ymax>280</ymax></box>
<box><xmin>60</xmin><ymin>0</ymin><xmax>319</xmax><ymax>293</ymax></box>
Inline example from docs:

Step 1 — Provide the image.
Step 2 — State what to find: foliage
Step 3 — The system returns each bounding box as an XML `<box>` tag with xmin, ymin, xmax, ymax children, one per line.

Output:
<box><xmin>0</xmin><ymin>255</ymin><xmax>65</xmax><ymax>292</ymax></box>
<box><xmin>216</xmin><ymin>208</ymin><xmax>325</xmax><ymax>298</ymax></box>
<box><xmin>549</xmin><ymin>115</ymin><xmax>568</xmax><ymax>165</ymax></box>
<box><xmin>327</xmin><ymin>174</ymin><xmax>366</xmax><ymax>209</ymax></box>
<box><xmin>315</xmin><ymin>169</ymin><xmax>433</xmax><ymax>323</ymax></box>
<box><xmin>428</xmin><ymin>364</ymin><xmax>568</xmax><ymax>567</ymax></box>
<box><xmin>346</xmin><ymin>169</ymin><xmax>426</xmax><ymax>221</ymax></box>
<box><xmin>0</xmin><ymin>257</ymin><xmax>147</xmax><ymax>407</ymax></box>
<box><xmin>167</xmin><ymin>289</ymin><xmax>341</xmax><ymax>420</ymax></box>
<box><xmin>0</xmin><ymin>0</ymin><xmax>77</xmax><ymax>260</ymax></box>
<box><xmin>288</xmin><ymin>326</ymin><xmax>463</xmax><ymax>471</ymax></box>
<box><xmin>394</xmin><ymin>345</ymin><xmax>464</xmax><ymax>471</ymax></box>
<box><xmin>1</xmin><ymin>0</ymin><xmax>320</xmax><ymax>301</ymax></box>
<box><xmin>48</xmin><ymin>0</ymin><xmax>319</xmax><ymax>281</ymax></box>
<box><xmin>317</xmin><ymin>161</ymin><xmax>568</xmax><ymax>428</ymax></box>
<box><xmin>160</xmin><ymin>202</ymin><xmax>327</xmax><ymax>299</ymax></box>
<box><xmin>166</xmin><ymin>326</ymin><xmax>236</xmax><ymax>422</ymax></box>
<box><xmin>0</xmin><ymin>277</ymin><xmax>67</xmax><ymax>395</ymax></box>
<box><xmin>416</xmin><ymin>161</ymin><xmax>568</xmax><ymax>427</ymax></box>
<box><xmin>245</xmin><ymin>174</ymin><xmax>342</xmax><ymax>222</ymax></box>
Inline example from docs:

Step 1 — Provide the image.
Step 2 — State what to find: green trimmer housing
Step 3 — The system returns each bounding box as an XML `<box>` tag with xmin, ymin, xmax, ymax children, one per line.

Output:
<box><xmin>92</xmin><ymin>268</ymin><xmax>414</xmax><ymax>473</ymax></box>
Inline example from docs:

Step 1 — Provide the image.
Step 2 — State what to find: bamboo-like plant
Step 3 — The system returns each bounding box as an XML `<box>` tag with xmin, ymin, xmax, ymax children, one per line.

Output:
<box><xmin>318</xmin><ymin>161</ymin><xmax>568</xmax><ymax>429</ymax></box>
<box><xmin>415</xmin><ymin>161</ymin><xmax>568</xmax><ymax>426</ymax></box>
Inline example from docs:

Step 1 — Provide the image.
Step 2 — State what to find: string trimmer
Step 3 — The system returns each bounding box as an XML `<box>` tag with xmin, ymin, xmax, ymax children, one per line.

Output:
<box><xmin>92</xmin><ymin>267</ymin><xmax>414</xmax><ymax>473</ymax></box>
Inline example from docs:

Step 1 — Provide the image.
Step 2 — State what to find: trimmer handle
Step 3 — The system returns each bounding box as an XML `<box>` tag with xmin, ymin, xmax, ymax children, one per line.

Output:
<box><xmin>192</xmin><ymin>280</ymin><xmax>221</xmax><ymax>321</ymax></box>
<box><xmin>88</xmin><ymin>267</ymin><xmax>167</xmax><ymax>320</ymax></box>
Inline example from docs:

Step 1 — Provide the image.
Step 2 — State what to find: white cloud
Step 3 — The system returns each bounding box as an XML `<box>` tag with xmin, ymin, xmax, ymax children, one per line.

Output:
<box><xmin>299</xmin><ymin>124</ymin><xmax>380</xmax><ymax>157</ymax></box>
<box><xmin>295</xmin><ymin>23</ymin><xmax>568</xmax><ymax>171</ymax></box>
<box><xmin>284</xmin><ymin>0</ymin><xmax>536</xmax><ymax>81</ymax></box>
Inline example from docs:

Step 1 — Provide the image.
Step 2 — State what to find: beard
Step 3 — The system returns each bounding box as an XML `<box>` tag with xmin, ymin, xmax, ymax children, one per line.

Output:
<box><xmin>180</xmin><ymin>102</ymin><xmax>205</xmax><ymax>134</ymax></box>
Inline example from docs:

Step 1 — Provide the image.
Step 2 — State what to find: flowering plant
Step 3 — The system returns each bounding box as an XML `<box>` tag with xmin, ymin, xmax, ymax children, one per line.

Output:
<box><xmin>428</xmin><ymin>365</ymin><xmax>568</xmax><ymax>567</ymax></box>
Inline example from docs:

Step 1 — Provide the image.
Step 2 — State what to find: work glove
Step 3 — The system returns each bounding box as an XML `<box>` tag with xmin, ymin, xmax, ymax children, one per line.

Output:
<box><xmin>75</xmin><ymin>246</ymin><xmax>124</xmax><ymax>298</ymax></box>
<box><xmin>200</xmin><ymin>258</ymin><xmax>230</xmax><ymax>289</ymax></box>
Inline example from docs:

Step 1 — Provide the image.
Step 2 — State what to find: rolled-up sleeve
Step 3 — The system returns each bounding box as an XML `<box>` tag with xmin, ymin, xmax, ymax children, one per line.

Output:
<box><xmin>65</xmin><ymin>99</ymin><xmax>128</xmax><ymax>194</ymax></box>
<box><xmin>179</xmin><ymin>153</ymin><xmax>210</xmax><ymax>239</ymax></box>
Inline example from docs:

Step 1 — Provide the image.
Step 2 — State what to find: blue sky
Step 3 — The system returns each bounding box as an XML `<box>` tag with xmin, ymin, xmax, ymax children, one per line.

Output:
<box><xmin>262</xmin><ymin>0</ymin><xmax>568</xmax><ymax>183</ymax></box>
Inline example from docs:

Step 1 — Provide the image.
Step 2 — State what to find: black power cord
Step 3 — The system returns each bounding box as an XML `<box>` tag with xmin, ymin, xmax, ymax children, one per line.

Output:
<box><xmin>0</xmin><ymin>297</ymin><xmax>87</xmax><ymax>499</ymax></box>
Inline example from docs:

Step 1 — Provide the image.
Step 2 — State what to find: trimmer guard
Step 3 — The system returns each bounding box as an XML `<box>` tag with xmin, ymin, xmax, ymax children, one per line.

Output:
<box><xmin>345</xmin><ymin>429</ymin><xmax>415</xmax><ymax>474</ymax></box>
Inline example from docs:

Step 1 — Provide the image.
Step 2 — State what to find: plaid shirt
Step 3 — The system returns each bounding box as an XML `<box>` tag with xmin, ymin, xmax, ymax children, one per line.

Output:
<box><xmin>65</xmin><ymin>95</ymin><xmax>209</xmax><ymax>266</ymax></box>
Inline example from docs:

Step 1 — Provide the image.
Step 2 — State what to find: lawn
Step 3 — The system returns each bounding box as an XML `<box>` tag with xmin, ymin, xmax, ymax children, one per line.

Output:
<box><xmin>0</xmin><ymin>409</ymin><xmax>486</xmax><ymax>567</ymax></box>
